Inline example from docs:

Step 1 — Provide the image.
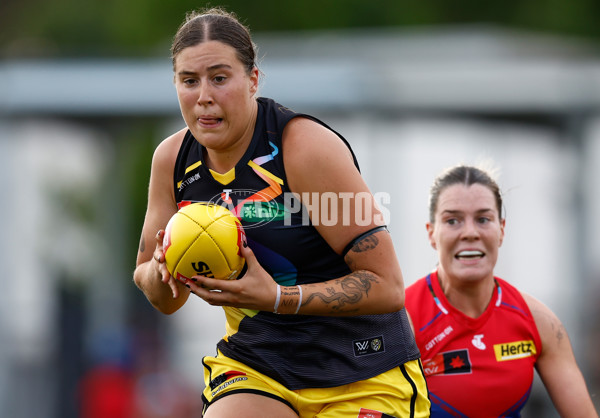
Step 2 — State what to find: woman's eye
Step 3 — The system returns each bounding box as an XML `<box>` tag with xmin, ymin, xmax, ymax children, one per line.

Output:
<box><xmin>213</xmin><ymin>76</ymin><xmax>227</xmax><ymax>83</ymax></box>
<box><xmin>183</xmin><ymin>78</ymin><xmax>197</xmax><ymax>86</ymax></box>
<box><xmin>478</xmin><ymin>217</ymin><xmax>490</xmax><ymax>224</ymax></box>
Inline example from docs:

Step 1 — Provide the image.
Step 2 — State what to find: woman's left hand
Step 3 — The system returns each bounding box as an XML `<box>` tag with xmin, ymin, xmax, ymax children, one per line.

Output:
<box><xmin>186</xmin><ymin>243</ymin><xmax>278</xmax><ymax>312</ymax></box>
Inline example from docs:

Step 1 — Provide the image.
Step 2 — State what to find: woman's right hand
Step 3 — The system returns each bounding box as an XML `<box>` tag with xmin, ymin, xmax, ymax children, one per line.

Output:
<box><xmin>153</xmin><ymin>229</ymin><xmax>183</xmax><ymax>300</ymax></box>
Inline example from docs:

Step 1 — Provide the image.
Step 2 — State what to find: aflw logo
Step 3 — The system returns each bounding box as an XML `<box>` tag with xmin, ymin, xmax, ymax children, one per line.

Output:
<box><xmin>353</xmin><ymin>336</ymin><xmax>385</xmax><ymax>357</ymax></box>
<box><xmin>494</xmin><ymin>340</ymin><xmax>536</xmax><ymax>361</ymax></box>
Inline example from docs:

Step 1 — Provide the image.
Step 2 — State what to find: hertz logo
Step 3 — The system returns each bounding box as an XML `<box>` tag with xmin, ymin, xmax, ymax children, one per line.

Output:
<box><xmin>494</xmin><ymin>340</ymin><xmax>536</xmax><ymax>361</ymax></box>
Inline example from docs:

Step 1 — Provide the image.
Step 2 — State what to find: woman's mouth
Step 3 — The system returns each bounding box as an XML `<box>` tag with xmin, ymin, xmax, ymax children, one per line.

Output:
<box><xmin>197</xmin><ymin>117</ymin><xmax>223</xmax><ymax>127</ymax></box>
<box><xmin>456</xmin><ymin>250</ymin><xmax>484</xmax><ymax>260</ymax></box>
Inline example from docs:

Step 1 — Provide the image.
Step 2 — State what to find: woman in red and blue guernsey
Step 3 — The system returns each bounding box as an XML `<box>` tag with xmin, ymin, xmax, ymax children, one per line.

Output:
<box><xmin>405</xmin><ymin>164</ymin><xmax>597</xmax><ymax>417</ymax></box>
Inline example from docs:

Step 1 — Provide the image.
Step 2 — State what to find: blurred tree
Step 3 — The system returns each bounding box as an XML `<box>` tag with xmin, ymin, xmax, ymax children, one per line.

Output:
<box><xmin>2</xmin><ymin>0</ymin><xmax>600</xmax><ymax>58</ymax></box>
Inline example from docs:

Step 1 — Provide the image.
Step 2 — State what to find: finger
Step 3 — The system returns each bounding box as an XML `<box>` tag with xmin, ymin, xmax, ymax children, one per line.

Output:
<box><xmin>168</xmin><ymin>277</ymin><xmax>179</xmax><ymax>299</ymax></box>
<box><xmin>191</xmin><ymin>275</ymin><xmax>222</xmax><ymax>291</ymax></box>
<box><xmin>186</xmin><ymin>279</ymin><xmax>227</xmax><ymax>306</ymax></box>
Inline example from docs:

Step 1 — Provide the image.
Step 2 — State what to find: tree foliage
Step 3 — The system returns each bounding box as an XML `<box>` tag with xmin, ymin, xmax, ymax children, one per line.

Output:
<box><xmin>2</xmin><ymin>0</ymin><xmax>600</xmax><ymax>58</ymax></box>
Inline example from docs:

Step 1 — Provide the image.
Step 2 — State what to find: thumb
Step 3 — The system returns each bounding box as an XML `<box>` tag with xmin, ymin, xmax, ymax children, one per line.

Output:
<box><xmin>234</xmin><ymin>240</ymin><xmax>257</xmax><ymax>280</ymax></box>
<box><xmin>240</xmin><ymin>240</ymin><xmax>257</xmax><ymax>265</ymax></box>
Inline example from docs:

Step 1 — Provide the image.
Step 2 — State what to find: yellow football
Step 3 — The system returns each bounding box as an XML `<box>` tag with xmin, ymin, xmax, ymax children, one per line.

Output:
<box><xmin>163</xmin><ymin>202</ymin><xmax>246</xmax><ymax>282</ymax></box>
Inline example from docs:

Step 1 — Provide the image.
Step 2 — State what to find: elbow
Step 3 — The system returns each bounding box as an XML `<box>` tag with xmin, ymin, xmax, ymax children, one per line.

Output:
<box><xmin>146</xmin><ymin>292</ymin><xmax>185</xmax><ymax>315</ymax></box>
<box><xmin>367</xmin><ymin>268</ymin><xmax>405</xmax><ymax>314</ymax></box>
<box><xmin>391</xmin><ymin>286</ymin><xmax>405</xmax><ymax>312</ymax></box>
<box><xmin>156</xmin><ymin>301</ymin><xmax>181</xmax><ymax>315</ymax></box>
<box><xmin>388</xmin><ymin>271</ymin><xmax>406</xmax><ymax>312</ymax></box>
<box><xmin>145</xmin><ymin>296</ymin><xmax>182</xmax><ymax>316</ymax></box>
<box><xmin>133</xmin><ymin>268</ymin><xmax>183</xmax><ymax>315</ymax></box>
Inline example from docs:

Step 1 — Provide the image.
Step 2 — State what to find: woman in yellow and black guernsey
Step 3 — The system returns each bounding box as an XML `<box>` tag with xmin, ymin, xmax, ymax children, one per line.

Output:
<box><xmin>133</xmin><ymin>7</ymin><xmax>430</xmax><ymax>418</ymax></box>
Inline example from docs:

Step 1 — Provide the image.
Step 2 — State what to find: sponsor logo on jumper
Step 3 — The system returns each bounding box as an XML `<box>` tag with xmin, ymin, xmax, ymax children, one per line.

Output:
<box><xmin>494</xmin><ymin>340</ymin><xmax>536</xmax><ymax>361</ymax></box>
<box><xmin>179</xmin><ymin>173</ymin><xmax>201</xmax><ymax>191</ymax></box>
<box><xmin>208</xmin><ymin>189</ymin><xmax>285</xmax><ymax>229</ymax></box>
<box><xmin>240</xmin><ymin>201</ymin><xmax>285</xmax><ymax>223</ymax></box>
<box><xmin>472</xmin><ymin>334</ymin><xmax>486</xmax><ymax>350</ymax></box>
<box><xmin>425</xmin><ymin>325</ymin><xmax>454</xmax><ymax>351</ymax></box>
<box><xmin>353</xmin><ymin>336</ymin><xmax>385</xmax><ymax>357</ymax></box>
<box><xmin>423</xmin><ymin>349</ymin><xmax>471</xmax><ymax>376</ymax></box>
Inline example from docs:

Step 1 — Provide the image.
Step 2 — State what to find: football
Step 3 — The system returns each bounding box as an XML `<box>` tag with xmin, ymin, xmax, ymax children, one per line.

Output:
<box><xmin>163</xmin><ymin>202</ymin><xmax>246</xmax><ymax>282</ymax></box>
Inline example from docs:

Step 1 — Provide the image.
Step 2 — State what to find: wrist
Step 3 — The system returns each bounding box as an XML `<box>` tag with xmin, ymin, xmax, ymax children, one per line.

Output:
<box><xmin>274</xmin><ymin>285</ymin><xmax>302</xmax><ymax>314</ymax></box>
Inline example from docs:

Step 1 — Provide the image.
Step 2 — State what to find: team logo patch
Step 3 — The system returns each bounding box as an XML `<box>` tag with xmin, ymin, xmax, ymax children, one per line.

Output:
<box><xmin>423</xmin><ymin>349</ymin><xmax>471</xmax><ymax>376</ymax></box>
<box><xmin>357</xmin><ymin>408</ymin><xmax>395</xmax><ymax>418</ymax></box>
<box><xmin>353</xmin><ymin>336</ymin><xmax>385</xmax><ymax>357</ymax></box>
<box><xmin>494</xmin><ymin>340</ymin><xmax>536</xmax><ymax>361</ymax></box>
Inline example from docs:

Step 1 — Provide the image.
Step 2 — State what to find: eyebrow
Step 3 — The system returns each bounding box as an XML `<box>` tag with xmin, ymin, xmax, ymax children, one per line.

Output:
<box><xmin>177</xmin><ymin>64</ymin><xmax>233</xmax><ymax>77</ymax></box>
<box><xmin>441</xmin><ymin>208</ymin><xmax>494</xmax><ymax>216</ymax></box>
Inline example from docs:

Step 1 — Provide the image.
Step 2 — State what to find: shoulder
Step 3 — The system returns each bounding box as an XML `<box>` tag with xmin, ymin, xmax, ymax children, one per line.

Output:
<box><xmin>282</xmin><ymin>117</ymin><xmax>355</xmax><ymax>176</ymax></box>
<box><xmin>283</xmin><ymin>116</ymin><xmax>350</xmax><ymax>149</ymax></box>
<box><xmin>152</xmin><ymin>128</ymin><xmax>187</xmax><ymax>170</ymax></box>
<box><xmin>520</xmin><ymin>290</ymin><xmax>565</xmax><ymax>353</ymax></box>
<box><xmin>496</xmin><ymin>277</ymin><xmax>532</xmax><ymax>310</ymax></box>
<box><xmin>521</xmin><ymin>291</ymin><xmax>557</xmax><ymax>326</ymax></box>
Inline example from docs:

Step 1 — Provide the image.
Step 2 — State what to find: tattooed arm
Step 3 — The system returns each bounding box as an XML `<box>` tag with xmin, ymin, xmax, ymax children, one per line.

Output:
<box><xmin>523</xmin><ymin>293</ymin><xmax>598</xmax><ymax>417</ymax></box>
<box><xmin>187</xmin><ymin>118</ymin><xmax>405</xmax><ymax>316</ymax></box>
<box><xmin>282</xmin><ymin>117</ymin><xmax>405</xmax><ymax>315</ymax></box>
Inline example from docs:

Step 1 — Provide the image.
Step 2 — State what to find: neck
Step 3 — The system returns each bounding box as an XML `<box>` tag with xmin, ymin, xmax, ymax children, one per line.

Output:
<box><xmin>204</xmin><ymin>144</ymin><xmax>248</xmax><ymax>174</ymax></box>
<box><xmin>205</xmin><ymin>100</ymin><xmax>258</xmax><ymax>174</ymax></box>
<box><xmin>437</xmin><ymin>270</ymin><xmax>496</xmax><ymax>318</ymax></box>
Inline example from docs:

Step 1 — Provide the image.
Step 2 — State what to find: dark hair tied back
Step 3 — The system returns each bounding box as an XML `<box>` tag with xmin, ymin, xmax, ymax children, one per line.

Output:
<box><xmin>171</xmin><ymin>7</ymin><xmax>256</xmax><ymax>74</ymax></box>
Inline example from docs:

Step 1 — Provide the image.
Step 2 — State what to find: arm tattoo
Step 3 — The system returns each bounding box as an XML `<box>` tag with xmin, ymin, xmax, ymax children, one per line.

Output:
<box><xmin>344</xmin><ymin>234</ymin><xmax>381</xmax><ymax>271</ymax></box>
<box><xmin>552</xmin><ymin>319</ymin><xmax>565</xmax><ymax>343</ymax></box>
<box><xmin>342</xmin><ymin>226</ymin><xmax>387</xmax><ymax>257</ymax></box>
<box><xmin>351</xmin><ymin>234</ymin><xmax>379</xmax><ymax>253</ymax></box>
<box><xmin>139</xmin><ymin>236</ymin><xmax>146</xmax><ymax>253</ymax></box>
<box><xmin>304</xmin><ymin>272</ymin><xmax>379</xmax><ymax>312</ymax></box>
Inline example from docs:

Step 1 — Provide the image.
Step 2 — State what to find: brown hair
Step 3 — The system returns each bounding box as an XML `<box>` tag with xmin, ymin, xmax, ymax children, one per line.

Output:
<box><xmin>170</xmin><ymin>7</ymin><xmax>256</xmax><ymax>74</ymax></box>
<box><xmin>429</xmin><ymin>165</ymin><xmax>503</xmax><ymax>223</ymax></box>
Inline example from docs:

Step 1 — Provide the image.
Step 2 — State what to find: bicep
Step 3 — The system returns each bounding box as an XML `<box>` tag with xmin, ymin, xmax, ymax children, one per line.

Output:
<box><xmin>282</xmin><ymin>117</ymin><xmax>386</xmax><ymax>254</ymax></box>
<box><xmin>283</xmin><ymin>118</ymin><xmax>404</xmax><ymax>310</ymax></box>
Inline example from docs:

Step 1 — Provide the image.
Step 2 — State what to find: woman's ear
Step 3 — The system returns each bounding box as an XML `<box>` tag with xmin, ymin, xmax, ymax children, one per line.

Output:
<box><xmin>498</xmin><ymin>218</ymin><xmax>506</xmax><ymax>247</ymax></box>
<box><xmin>426</xmin><ymin>222</ymin><xmax>437</xmax><ymax>250</ymax></box>
<box><xmin>249</xmin><ymin>67</ymin><xmax>259</xmax><ymax>95</ymax></box>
